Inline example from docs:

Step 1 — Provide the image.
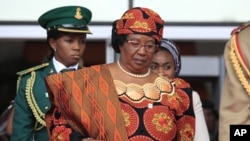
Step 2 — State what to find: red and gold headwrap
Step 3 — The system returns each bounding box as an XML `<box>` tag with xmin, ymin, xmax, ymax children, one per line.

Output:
<box><xmin>115</xmin><ymin>7</ymin><xmax>164</xmax><ymax>42</ymax></box>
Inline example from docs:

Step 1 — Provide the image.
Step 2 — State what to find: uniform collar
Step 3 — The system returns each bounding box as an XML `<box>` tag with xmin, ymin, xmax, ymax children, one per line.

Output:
<box><xmin>52</xmin><ymin>57</ymin><xmax>79</xmax><ymax>72</ymax></box>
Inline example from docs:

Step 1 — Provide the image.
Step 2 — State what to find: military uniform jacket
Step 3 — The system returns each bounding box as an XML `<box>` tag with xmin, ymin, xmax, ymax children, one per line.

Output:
<box><xmin>219</xmin><ymin>21</ymin><xmax>250</xmax><ymax>141</ymax></box>
<box><xmin>11</xmin><ymin>61</ymin><xmax>56</xmax><ymax>141</ymax></box>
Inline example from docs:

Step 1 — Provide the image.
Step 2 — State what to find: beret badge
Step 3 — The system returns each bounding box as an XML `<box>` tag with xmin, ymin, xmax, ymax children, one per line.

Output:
<box><xmin>74</xmin><ymin>8</ymin><xmax>83</xmax><ymax>20</ymax></box>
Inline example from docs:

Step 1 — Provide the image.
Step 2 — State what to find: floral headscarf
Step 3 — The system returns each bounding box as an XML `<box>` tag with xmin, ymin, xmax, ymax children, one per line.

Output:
<box><xmin>116</xmin><ymin>7</ymin><xmax>164</xmax><ymax>42</ymax></box>
<box><xmin>111</xmin><ymin>7</ymin><xmax>164</xmax><ymax>53</ymax></box>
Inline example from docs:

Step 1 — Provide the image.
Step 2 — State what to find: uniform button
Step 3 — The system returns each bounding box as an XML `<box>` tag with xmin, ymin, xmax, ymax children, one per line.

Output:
<box><xmin>45</xmin><ymin>93</ymin><xmax>49</xmax><ymax>97</ymax></box>
<box><xmin>50</xmin><ymin>69</ymin><xmax>54</xmax><ymax>73</ymax></box>
<box><xmin>45</xmin><ymin>106</ymin><xmax>48</xmax><ymax>110</ymax></box>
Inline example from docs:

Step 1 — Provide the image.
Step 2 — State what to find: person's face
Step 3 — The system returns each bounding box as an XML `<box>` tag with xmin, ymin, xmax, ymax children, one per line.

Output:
<box><xmin>49</xmin><ymin>33</ymin><xmax>86</xmax><ymax>67</ymax></box>
<box><xmin>151</xmin><ymin>49</ymin><xmax>175</xmax><ymax>79</ymax></box>
<box><xmin>119</xmin><ymin>34</ymin><xmax>157</xmax><ymax>74</ymax></box>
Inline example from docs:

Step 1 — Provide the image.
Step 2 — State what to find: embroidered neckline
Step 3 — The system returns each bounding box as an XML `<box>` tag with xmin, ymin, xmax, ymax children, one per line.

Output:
<box><xmin>114</xmin><ymin>77</ymin><xmax>174</xmax><ymax>102</ymax></box>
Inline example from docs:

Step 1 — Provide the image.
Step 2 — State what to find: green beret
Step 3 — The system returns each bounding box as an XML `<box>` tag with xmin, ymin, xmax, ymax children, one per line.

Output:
<box><xmin>38</xmin><ymin>6</ymin><xmax>92</xmax><ymax>33</ymax></box>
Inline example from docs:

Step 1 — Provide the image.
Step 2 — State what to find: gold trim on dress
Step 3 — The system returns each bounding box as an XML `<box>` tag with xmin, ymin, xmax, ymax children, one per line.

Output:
<box><xmin>114</xmin><ymin>77</ymin><xmax>174</xmax><ymax>102</ymax></box>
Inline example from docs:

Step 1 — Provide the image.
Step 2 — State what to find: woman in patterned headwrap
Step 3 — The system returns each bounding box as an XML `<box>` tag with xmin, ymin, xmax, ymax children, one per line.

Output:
<box><xmin>151</xmin><ymin>38</ymin><xmax>210</xmax><ymax>141</ymax></box>
<box><xmin>45</xmin><ymin>7</ymin><xmax>196</xmax><ymax>141</ymax></box>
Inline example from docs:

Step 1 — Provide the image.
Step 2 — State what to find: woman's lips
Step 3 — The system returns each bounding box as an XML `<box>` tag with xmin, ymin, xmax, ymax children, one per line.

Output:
<box><xmin>134</xmin><ymin>59</ymin><xmax>146</xmax><ymax>65</ymax></box>
<box><xmin>72</xmin><ymin>54</ymin><xmax>80</xmax><ymax>59</ymax></box>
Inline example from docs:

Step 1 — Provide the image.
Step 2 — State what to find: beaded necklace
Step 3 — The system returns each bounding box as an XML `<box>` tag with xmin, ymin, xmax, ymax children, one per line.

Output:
<box><xmin>117</xmin><ymin>60</ymin><xmax>150</xmax><ymax>78</ymax></box>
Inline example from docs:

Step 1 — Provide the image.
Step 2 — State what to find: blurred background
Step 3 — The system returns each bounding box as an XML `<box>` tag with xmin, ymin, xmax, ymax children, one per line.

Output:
<box><xmin>0</xmin><ymin>0</ymin><xmax>249</xmax><ymax>114</ymax></box>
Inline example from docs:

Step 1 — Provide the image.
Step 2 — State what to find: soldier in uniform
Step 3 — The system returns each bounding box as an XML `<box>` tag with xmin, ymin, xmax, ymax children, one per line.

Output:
<box><xmin>219</xmin><ymin>21</ymin><xmax>250</xmax><ymax>141</ymax></box>
<box><xmin>11</xmin><ymin>6</ymin><xmax>92</xmax><ymax>141</ymax></box>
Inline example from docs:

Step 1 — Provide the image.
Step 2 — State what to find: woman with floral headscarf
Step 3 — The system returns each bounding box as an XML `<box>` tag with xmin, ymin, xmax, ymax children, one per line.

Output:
<box><xmin>45</xmin><ymin>7</ymin><xmax>197</xmax><ymax>141</ymax></box>
<box><xmin>151</xmin><ymin>38</ymin><xmax>210</xmax><ymax>141</ymax></box>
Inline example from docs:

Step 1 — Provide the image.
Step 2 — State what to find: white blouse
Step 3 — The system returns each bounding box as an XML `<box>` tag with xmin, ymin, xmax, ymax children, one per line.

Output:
<box><xmin>192</xmin><ymin>91</ymin><xmax>210</xmax><ymax>141</ymax></box>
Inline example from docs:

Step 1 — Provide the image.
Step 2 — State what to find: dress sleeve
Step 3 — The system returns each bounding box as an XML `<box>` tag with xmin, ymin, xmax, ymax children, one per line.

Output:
<box><xmin>192</xmin><ymin>91</ymin><xmax>210</xmax><ymax>141</ymax></box>
<box><xmin>45</xmin><ymin>65</ymin><xmax>128</xmax><ymax>141</ymax></box>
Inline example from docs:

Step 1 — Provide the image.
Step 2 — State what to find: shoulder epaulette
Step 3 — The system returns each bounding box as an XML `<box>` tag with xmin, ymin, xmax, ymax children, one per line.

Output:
<box><xmin>16</xmin><ymin>63</ymin><xmax>49</xmax><ymax>76</ymax></box>
<box><xmin>231</xmin><ymin>21</ymin><xmax>250</xmax><ymax>35</ymax></box>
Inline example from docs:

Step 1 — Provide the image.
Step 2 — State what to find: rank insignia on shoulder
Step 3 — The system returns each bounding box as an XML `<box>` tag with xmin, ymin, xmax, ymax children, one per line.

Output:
<box><xmin>16</xmin><ymin>63</ymin><xmax>49</xmax><ymax>76</ymax></box>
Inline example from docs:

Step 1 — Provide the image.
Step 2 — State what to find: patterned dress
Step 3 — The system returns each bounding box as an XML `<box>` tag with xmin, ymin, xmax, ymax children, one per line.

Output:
<box><xmin>116</xmin><ymin>78</ymin><xmax>195</xmax><ymax>141</ymax></box>
<box><xmin>45</xmin><ymin>65</ymin><xmax>195</xmax><ymax>141</ymax></box>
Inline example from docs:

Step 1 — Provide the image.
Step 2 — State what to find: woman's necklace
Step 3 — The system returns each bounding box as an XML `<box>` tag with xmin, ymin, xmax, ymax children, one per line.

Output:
<box><xmin>117</xmin><ymin>60</ymin><xmax>150</xmax><ymax>78</ymax></box>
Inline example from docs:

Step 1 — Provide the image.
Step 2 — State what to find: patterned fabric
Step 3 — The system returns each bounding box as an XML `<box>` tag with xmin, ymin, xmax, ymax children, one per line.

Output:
<box><xmin>45</xmin><ymin>107</ymin><xmax>83</xmax><ymax>141</ymax></box>
<box><xmin>45</xmin><ymin>64</ymin><xmax>128</xmax><ymax>141</ymax></box>
<box><xmin>117</xmin><ymin>77</ymin><xmax>195</xmax><ymax>141</ymax></box>
<box><xmin>45</xmin><ymin>65</ymin><xmax>195</xmax><ymax>141</ymax></box>
<box><xmin>115</xmin><ymin>7</ymin><xmax>164</xmax><ymax>43</ymax></box>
